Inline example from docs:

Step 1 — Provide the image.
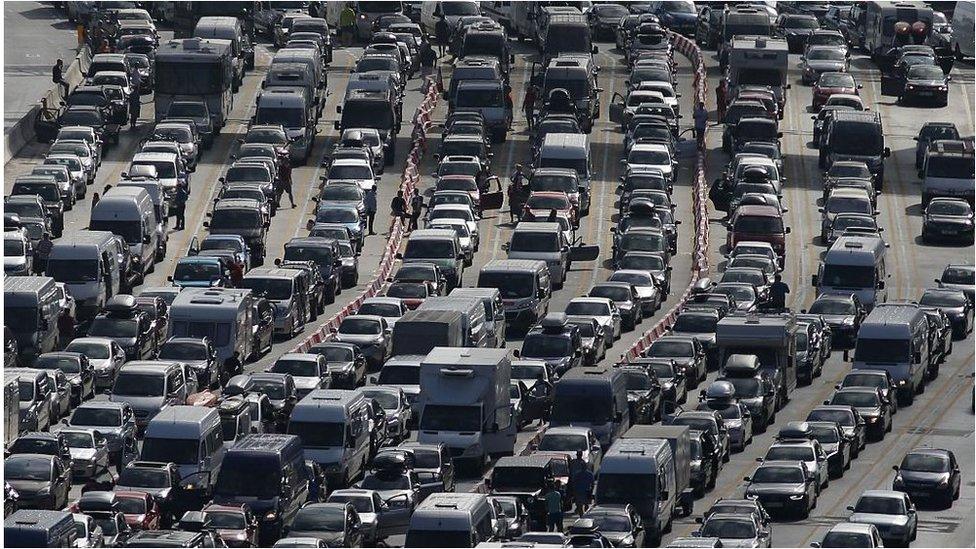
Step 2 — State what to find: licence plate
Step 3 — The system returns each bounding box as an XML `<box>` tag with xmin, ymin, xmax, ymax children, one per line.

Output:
<box><xmin>917</xmin><ymin>91</ymin><xmax>933</xmax><ymax>96</ymax></box>
<box><xmin>763</xmin><ymin>501</ymin><xmax>783</xmax><ymax>508</ymax></box>
<box><xmin>941</xmin><ymin>228</ymin><xmax>958</xmax><ymax>235</ymax></box>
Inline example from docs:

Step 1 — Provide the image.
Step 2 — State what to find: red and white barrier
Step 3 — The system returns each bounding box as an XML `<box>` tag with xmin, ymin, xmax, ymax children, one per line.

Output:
<box><xmin>289</xmin><ymin>77</ymin><xmax>440</xmax><ymax>354</ymax></box>
<box><xmin>623</xmin><ymin>32</ymin><xmax>711</xmax><ymax>362</ymax></box>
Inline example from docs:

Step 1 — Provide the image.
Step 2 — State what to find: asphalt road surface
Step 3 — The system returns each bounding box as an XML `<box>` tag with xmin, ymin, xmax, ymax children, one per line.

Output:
<box><xmin>6</xmin><ymin>12</ymin><xmax>973</xmax><ymax>548</ymax></box>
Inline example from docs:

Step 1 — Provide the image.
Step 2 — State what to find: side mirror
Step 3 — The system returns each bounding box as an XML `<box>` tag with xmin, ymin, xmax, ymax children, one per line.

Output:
<box><xmin>843</xmin><ymin>349</ymin><xmax>850</xmax><ymax>362</ymax></box>
<box><xmin>846</xmin><ymin>505</ymin><xmax>855</xmax><ymax>512</ymax></box>
<box><xmin>743</xmin><ymin>476</ymin><xmax>751</xmax><ymax>482</ymax></box>
<box><xmin>883</xmin><ymin>147</ymin><xmax>891</xmax><ymax>157</ymax></box>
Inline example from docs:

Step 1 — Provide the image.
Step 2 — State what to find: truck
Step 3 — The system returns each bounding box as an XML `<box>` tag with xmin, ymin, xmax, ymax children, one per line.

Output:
<box><xmin>391</xmin><ymin>310</ymin><xmax>466</xmax><ymax>357</ymax></box>
<box><xmin>619</xmin><ymin>424</ymin><xmax>695</xmax><ymax>517</ymax></box>
<box><xmin>595</xmin><ymin>435</ymin><xmax>681</xmax><ymax>545</ymax></box>
<box><xmin>726</xmin><ymin>35</ymin><xmax>790</xmax><ymax>109</ymax></box>
<box><xmin>417</xmin><ymin>347</ymin><xmax>516</xmax><ymax>471</ymax></box>
<box><xmin>716</xmin><ymin>312</ymin><xmax>797</xmax><ymax>409</ymax></box>
<box><xmin>154</xmin><ymin>38</ymin><xmax>236</xmax><ymax>131</ymax></box>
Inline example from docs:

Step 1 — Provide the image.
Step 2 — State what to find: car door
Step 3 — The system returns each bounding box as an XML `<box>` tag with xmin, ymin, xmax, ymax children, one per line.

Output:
<box><xmin>377</xmin><ymin>491</ymin><xmax>412</xmax><ymax>537</ymax></box>
<box><xmin>52</xmin><ymin>457</ymin><xmax>69</xmax><ymax>505</ymax></box>
<box><xmin>413</xmin><ymin>470</ymin><xmax>442</xmax><ymax>502</ymax></box>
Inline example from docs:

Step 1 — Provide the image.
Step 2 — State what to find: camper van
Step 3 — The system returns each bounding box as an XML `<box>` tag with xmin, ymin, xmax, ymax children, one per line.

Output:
<box><xmin>405</xmin><ymin>492</ymin><xmax>495</xmax><ymax>548</ymax></box>
<box><xmin>168</xmin><ymin>288</ymin><xmax>255</xmax><ymax>364</ymax></box>
<box><xmin>288</xmin><ymin>389</ymin><xmax>372</xmax><ymax>488</ymax></box>
<box><xmin>596</xmin><ymin>438</ymin><xmax>677</xmax><ymax>544</ymax></box>
<box><xmin>46</xmin><ymin>231</ymin><xmax>124</xmax><ymax>321</ymax></box>
<box><xmin>477</xmin><ymin>259</ymin><xmax>552</xmax><ymax>330</ymax></box>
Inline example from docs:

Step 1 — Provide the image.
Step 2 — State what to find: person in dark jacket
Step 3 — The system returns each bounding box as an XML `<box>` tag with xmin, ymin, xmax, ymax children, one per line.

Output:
<box><xmin>128</xmin><ymin>89</ymin><xmax>141</xmax><ymax>128</ymax></box>
<box><xmin>364</xmin><ymin>186</ymin><xmax>378</xmax><ymax>235</ymax></box>
<box><xmin>390</xmin><ymin>190</ymin><xmax>407</xmax><ymax>234</ymax></box>
<box><xmin>435</xmin><ymin>16</ymin><xmax>450</xmax><ymax>57</ymax></box>
<box><xmin>52</xmin><ymin>59</ymin><xmax>68</xmax><ymax>98</ymax></box>
<box><xmin>173</xmin><ymin>185</ymin><xmax>188</xmax><ymax>230</ymax></box>
<box><xmin>408</xmin><ymin>189</ymin><xmax>425</xmax><ymax>232</ymax></box>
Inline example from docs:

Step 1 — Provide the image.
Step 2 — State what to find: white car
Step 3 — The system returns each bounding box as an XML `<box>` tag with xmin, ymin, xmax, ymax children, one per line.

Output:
<box><xmin>624</xmin><ymin>142</ymin><xmax>675</xmax><ymax>181</ymax></box>
<box><xmin>64</xmin><ymin>337</ymin><xmax>127</xmax><ymax>391</ymax></box>
<box><xmin>326</xmin><ymin>158</ymin><xmax>377</xmax><ymax>191</ymax></box>
<box><xmin>429</xmin><ymin>219</ymin><xmax>476</xmax><ymax>264</ymax></box>
<box><xmin>426</xmin><ymin>204</ymin><xmax>480</xmax><ymax>244</ymax></box>
<box><xmin>564</xmin><ymin>297</ymin><xmax>622</xmax><ymax>344</ymax></box>
<box><xmin>537</xmin><ymin>426</ymin><xmax>604</xmax><ymax>472</ymax></box>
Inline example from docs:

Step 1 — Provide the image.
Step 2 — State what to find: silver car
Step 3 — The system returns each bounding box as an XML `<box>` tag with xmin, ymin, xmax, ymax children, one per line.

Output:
<box><xmin>846</xmin><ymin>490</ymin><xmax>918</xmax><ymax>547</ymax></box>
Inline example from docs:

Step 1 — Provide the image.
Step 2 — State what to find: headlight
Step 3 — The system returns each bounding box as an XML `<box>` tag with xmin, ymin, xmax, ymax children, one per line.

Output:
<box><xmin>906</xmin><ymin>84</ymin><xmax>916</xmax><ymax>90</ymax></box>
<box><xmin>866</xmin><ymin>416</ymin><xmax>878</xmax><ymax>423</ymax></box>
<box><xmin>264</xmin><ymin>511</ymin><xmax>277</xmax><ymax>521</ymax></box>
<box><xmin>897</xmin><ymin>379</ymin><xmax>907</xmax><ymax>386</ymax></box>
<box><xmin>938</xmin><ymin>477</ymin><xmax>949</xmax><ymax>487</ymax></box>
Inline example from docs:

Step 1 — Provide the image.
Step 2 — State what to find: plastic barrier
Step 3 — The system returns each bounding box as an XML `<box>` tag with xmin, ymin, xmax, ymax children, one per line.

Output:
<box><xmin>289</xmin><ymin>76</ymin><xmax>440</xmax><ymax>353</ymax></box>
<box><xmin>4</xmin><ymin>46</ymin><xmax>91</xmax><ymax>163</ymax></box>
<box><xmin>622</xmin><ymin>31</ymin><xmax>710</xmax><ymax>363</ymax></box>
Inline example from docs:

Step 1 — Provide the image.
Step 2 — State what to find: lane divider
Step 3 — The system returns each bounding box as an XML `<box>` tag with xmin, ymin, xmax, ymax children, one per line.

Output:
<box><xmin>622</xmin><ymin>31</ymin><xmax>710</xmax><ymax>362</ymax></box>
<box><xmin>288</xmin><ymin>76</ymin><xmax>441</xmax><ymax>353</ymax></box>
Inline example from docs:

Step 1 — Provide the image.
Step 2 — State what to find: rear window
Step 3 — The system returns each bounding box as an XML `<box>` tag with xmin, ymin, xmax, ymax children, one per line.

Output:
<box><xmin>733</xmin><ymin>214</ymin><xmax>783</xmax><ymax>234</ymax></box>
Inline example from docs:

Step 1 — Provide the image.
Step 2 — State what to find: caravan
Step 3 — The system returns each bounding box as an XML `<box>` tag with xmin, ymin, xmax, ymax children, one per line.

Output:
<box><xmin>168</xmin><ymin>288</ymin><xmax>255</xmax><ymax>364</ymax></box>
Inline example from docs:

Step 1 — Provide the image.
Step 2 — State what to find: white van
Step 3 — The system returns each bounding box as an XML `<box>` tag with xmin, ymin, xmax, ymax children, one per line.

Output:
<box><xmin>536</xmin><ymin>133</ymin><xmax>593</xmax><ymax>214</ymax></box>
<box><xmin>168</xmin><ymin>288</ymin><xmax>255</xmax><ymax>364</ymax></box>
<box><xmin>951</xmin><ymin>1</ymin><xmax>974</xmax><ymax>59</ymax></box>
<box><xmin>46</xmin><ymin>230</ymin><xmax>124</xmax><ymax>321</ymax></box>
<box><xmin>142</xmin><ymin>405</ymin><xmax>225</xmax><ymax>492</ymax></box>
<box><xmin>418</xmin><ymin>296</ymin><xmax>490</xmax><ymax>348</ymax></box>
<box><xmin>118</xmin><ymin>176</ymin><xmax>170</xmax><ymax>221</ymax></box>
<box><xmin>193</xmin><ymin>16</ymin><xmax>248</xmax><ymax>87</ymax></box>
<box><xmin>405</xmin><ymin>492</ymin><xmax>495</xmax><ymax>548</ymax></box>
<box><xmin>812</xmin><ymin>232</ymin><xmax>888</xmax><ymax>310</ymax></box>
<box><xmin>449</xmin><ymin>287</ymin><xmax>507</xmax><ymax>348</ymax></box>
<box><xmin>89</xmin><ymin>186</ymin><xmax>161</xmax><ymax>282</ymax></box>
<box><xmin>288</xmin><ymin>389</ymin><xmax>372</xmax><ymax>488</ymax></box>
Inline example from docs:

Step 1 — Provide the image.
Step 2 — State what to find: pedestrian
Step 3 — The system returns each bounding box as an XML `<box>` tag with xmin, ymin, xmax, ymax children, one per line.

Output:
<box><xmin>58</xmin><ymin>308</ymin><xmax>75</xmax><ymax>348</ymax></box>
<box><xmin>174</xmin><ymin>184</ymin><xmax>188</xmax><ymax>230</ymax></box>
<box><xmin>389</xmin><ymin>190</ymin><xmax>407</xmax><ymax>234</ymax></box>
<box><xmin>281</xmin><ymin>167</ymin><xmax>296</xmax><ymax>208</ymax></box>
<box><xmin>364</xmin><ymin>185</ymin><xmax>378</xmax><ymax>235</ymax></box>
<box><xmin>223</xmin><ymin>352</ymin><xmax>243</xmax><ymax>381</ymax></box>
<box><xmin>693</xmin><ymin>101</ymin><xmax>708</xmax><ymax>146</ymax></box>
<box><xmin>544</xmin><ymin>481</ymin><xmax>564</xmax><ymax>532</ymax></box>
<box><xmin>420</xmin><ymin>41</ymin><xmax>436</xmax><ymax>78</ymax></box>
<box><xmin>571</xmin><ymin>466</ymin><xmax>594</xmax><ymax>517</ymax></box>
<box><xmin>768</xmin><ymin>273</ymin><xmax>790</xmax><ymax>311</ymax></box>
<box><xmin>91</xmin><ymin>192</ymin><xmax>100</xmax><ymax>210</ymax></box>
<box><xmin>716</xmin><ymin>78</ymin><xmax>728</xmax><ymax>122</ymax></box>
<box><xmin>408</xmin><ymin>188</ymin><xmax>425</xmax><ymax>232</ymax></box>
<box><xmin>523</xmin><ymin>85</ymin><xmax>538</xmax><ymax>129</ymax></box>
<box><xmin>569</xmin><ymin>450</ymin><xmax>587</xmax><ymax>479</ymax></box>
<box><xmin>128</xmin><ymin>88</ymin><xmax>141</xmax><ymax>128</ymax></box>
<box><xmin>98</xmin><ymin>38</ymin><xmax>111</xmax><ymax>54</ymax></box>
<box><xmin>34</xmin><ymin>232</ymin><xmax>53</xmax><ymax>274</ymax></box>
<box><xmin>508</xmin><ymin>163</ymin><xmax>526</xmax><ymax>223</ymax></box>
<box><xmin>435</xmin><ymin>15</ymin><xmax>449</xmax><ymax>57</ymax></box>
<box><xmin>339</xmin><ymin>3</ymin><xmax>356</xmax><ymax>46</ymax></box>
<box><xmin>52</xmin><ymin>59</ymin><xmax>68</xmax><ymax>98</ymax></box>
<box><xmin>229</xmin><ymin>259</ymin><xmax>244</xmax><ymax>287</ymax></box>
<box><xmin>130</xmin><ymin>68</ymin><xmax>142</xmax><ymax>96</ymax></box>
<box><xmin>277</xmin><ymin>157</ymin><xmax>293</xmax><ymax>207</ymax></box>
<box><xmin>547</xmin><ymin>208</ymin><xmax>558</xmax><ymax>222</ymax></box>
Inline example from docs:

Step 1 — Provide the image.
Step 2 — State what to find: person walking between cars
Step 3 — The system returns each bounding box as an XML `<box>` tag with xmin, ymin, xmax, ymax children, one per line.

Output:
<box><xmin>90</xmin><ymin>192</ymin><xmax>100</xmax><ymax>210</ymax></box>
<box><xmin>174</xmin><ymin>184</ymin><xmax>188</xmax><ymax>230</ymax></box>
<box><xmin>128</xmin><ymin>87</ymin><xmax>141</xmax><ymax>129</ymax></box>
<box><xmin>693</xmin><ymin>101</ymin><xmax>708</xmax><ymax>147</ymax></box>
<box><xmin>339</xmin><ymin>4</ymin><xmax>356</xmax><ymax>46</ymax></box>
<box><xmin>545</xmin><ymin>481</ymin><xmax>564</xmax><ymax>532</ymax></box>
<box><xmin>364</xmin><ymin>185</ymin><xmax>378</xmax><ymax>235</ymax></box>
<box><xmin>390</xmin><ymin>190</ymin><xmax>407</xmax><ymax>235</ymax></box>
<box><xmin>508</xmin><ymin>164</ymin><xmax>526</xmax><ymax>223</ymax></box>
<box><xmin>768</xmin><ymin>273</ymin><xmax>790</xmax><ymax>312</ymax></box>
<box><xmin>435</xmin><ymin>16</ymin><xmax>450</xmax><ymax>57</ymax></box>
<box><xmin>281</xmin><ymin>168</ymin><xmax>296</xmax><ymax>208</ymax></box>
<box><xmin>52</xmin><ymin>59</ymin><xmax>68</xmax><ymax>98</ymax></box>
<box><xmin>420</xmin><ymin>42</ymin><xmax>436</xmax><ymax>78</ymax></box>
<box><xmin>34</xmin><ymin>232</ymin><xmax>53</xmax><ymax>274</ymax></box>
<box><xmin>523</xmin><ymin>85</ymin><xmax>538</xmax><ymax>129</ymax></box>
<box><xmin>408</xmin><ymin>189</ymin><xmax>425</xmax><ymax>232</ymax></box>
<box><xmin>229</xmin><ymin>259</ymin><xmax>244</xmax><ymax>288</ymax></box>
<box><xmin>223</xmin><ymin>352</ymin><xmax>243</xmax><ymax>382</ymax></box>
<box><xmin>571</xmin><ymin>465</ymin><xmax>594</xmax><ymax>517</ymax></box>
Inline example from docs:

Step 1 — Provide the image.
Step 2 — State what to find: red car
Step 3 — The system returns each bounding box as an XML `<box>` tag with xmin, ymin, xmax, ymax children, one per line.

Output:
<box><xmin>202</xmin><ymin>503</ymin><xmax>259</xmax><ymax>548</ymax></box>
<box><xmin>114</xmin><ymin>490</ymin><xmax>162</xmax><ymax>531</ymax></box>
<box><xmin>726</xmin><ymin>205</ymin><xmax>790</xmax><ymax>260</ymax></box>
<box><xmin>436</xmin><ymin>175</ymin><xmax>482</xmax><ymax>212</ymax></box>
<box><xmin>812</xmin><ymin>72</ymin><xmax>861</xmax><ymax>110</ymax></box>
<box><xmin>522</xmin><ymin>191</ymin><xmax>578</xmax><ymax>228</ymax></box>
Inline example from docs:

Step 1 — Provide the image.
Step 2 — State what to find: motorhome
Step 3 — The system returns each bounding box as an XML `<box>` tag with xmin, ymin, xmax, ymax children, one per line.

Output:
<box><xmin>168</xmin><ymin>288</ymin><xmax>255</xmax><ymax>363</ymax></box>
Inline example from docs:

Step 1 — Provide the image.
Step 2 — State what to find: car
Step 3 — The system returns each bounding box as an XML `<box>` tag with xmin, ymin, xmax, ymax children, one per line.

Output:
<box><xmin>695</xmin><ymin>512</ymin><xmax>771</xmax><ymax>547</ymax></box>
<box><xmin>359</xmin><ymin>386</ymin><xmax>411</xmax><ymax>444</ymax></box>
<box><xmin>157</xmin><ymin>337</ymin><xmax>219</xmax><ymax>391</ymax></box>
<box><xmin>899</xmin><ymin>64</ymin><xmax>951</xmax><ymax>106</ymax></box>
<box><xmin>827</xmin><ymin>212</ymin><xmax>882</xmax><ymax>245</ymax></box>
<box><xmin>64</xmin><ymin>337</ymin><xmax>127</xmax><ymax>391</ymax></box>
<box><xmin>812</xmin><ymin>71</ymin><xmax>861</xmax><ymax>110</ymax></box>
<box><xmin>922</xmin><ymin>198</ymin><xmax>975</xmax><ymax>244</ymax></box>
<box><xmin>589</xmin><ymin>282</ymin><xmax>642</xmax><ymax>331</ymax></box>
<box><xmin>762</xmin><ymin>436</ymin><xmax>830</xmax><ymax>492</ymax></box>
<box><xmin>582</xmin><ymin>504</ymin><xmax>646</xmax><ymax>548</ymax></box>
<box><xmin>618</xmin><ymin>251</ymin><xmax>672</xmax><ymax>295</ymax></box>
<box><xmin>806</xmin><ymin>293</ymin><xmax>865</xmax><ymax>348</ymax></box>
<box><xmin>800</xmin><ymin>45</ymin><xmax>850</xmax><ymax>85</ymax></box>
<box><xmin>537</xmin><ymin>426</ymin><xmax>603</xmax><ymax>473</ymax></box>
<box><xmin>699</xmin><ymin>400</ymin><xmax>753</xmax><ymax>452</ymax></box>
<box><xmin>268</xmin><ymin>353</ymin><xmax>331</xmax><ymax>399</ymax></box>
<box><xmin>114</xmin><ymin>490</ymin><xmax>162</xmax><ymax>531</ymax></box>
<box><xmin>846</xmin><ymin>490</ymin><xmax>918</xmax><ymax>547</ymax></box>
<box><xmin>812</xmin><ymin>523</ymin><xmax>885</xmax><ymax>548</ymax></box>
<box><xmin>6</xmin><ymin>433</ymin><xmax>73</xmax><ymax>473</ymax></box>
<box><xmin>806</xmin><ymin>405</ymin><xmax>867</xmax><ymax>458</ymax></box>
<box><xmin>914</xmin><ymin>122</ymin><xmax>959</xmax><ymax>169</ymax></box>
<box><xmin>794</xmin><ymin>321</ymin><xmax>826</xmax><ymax>385</ymax></box>
<box><xmin>826</xmin><ymin>388</ymin><xmax>893</xmax><ymax>441</ymax></box>
<box><xmin>920</xmin><ymin>306</ymin><xmax>954</xmax><ymax>369</ymax></box>
<box><xmin>670</xmin><ymin>310</ymin><xmax>721</xmax><ymax>371</ymax></box>
<box><xmin>114</xmin><ymin>461</ymin><xmax>185</xmax><ymax>523</ymax></box>
<box><xmin>819</xmin><ymin>188</ymin><xmax>875</xmax><ymax>242</ymax></box>
<box><xmin>837</xmin><ymin>370</ymin><xmax>899</xmax><ymax>416</ymax></box>
<box><xmin>4</xmin><ymin>454</ymin><xmax>71</xmax><ymax>510</ymax></box>
<box><xmin>307</xmin><ymin>341</ymin><xmax>367</xmax><ymax>390</ymax></box>
<box><xmin>488</xmin><ymin>495</ymin><xmax>530</xmax><ymax>540</ymax></box>
<box><xmin>332</xmin><ymin>315</ymin><xmax>392</xmax><ymax>369</ymax></box>
<box><xmin>743</xmin><ymin>461</ymin><xmax>818</xmax><ymax>519</ymax></box>
<box><xmin>60</xmin><ymin>429</ymin><xmax>111</xmax><ymax>480</ymax></box>
<box><xmin>936</xmin><ymin>264</ymin><xmax>975</xmax><ymax>304</ymax></box>
<box><xmin>646</xmin><ymin>335</ymin><xmax>707</xmax><ymax>388</ymax></box>
<box><xmin>671</xmin><ymin>410</ymin><xmax>731</xmax><ymax>464</ymax></box>
<box><xmin>892</xmin><ymin>447</ymin><xmax>961</xmax><ymax>507</ymax></box>
<box><xmin>201</xmin><ymin>503</ymin><xmax>259</xmax><ymax>547</ymax></box>
<box><xmin>567</xmin><ymin>316</ymin><xmax>608</xmax><ymax>366</ymax></box>
<box><xmin>287</xmin><ymin>502</ymin><xmax>364</xmax><ymax>547</ymax></box>
<box><xmin>632</xmin><ymin>358</ymin><xmax>687</xmax><ymax>410</ymax></box>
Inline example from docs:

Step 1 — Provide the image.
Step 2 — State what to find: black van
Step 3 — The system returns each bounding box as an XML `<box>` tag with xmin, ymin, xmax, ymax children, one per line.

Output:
<box><xmin>4</xmin><ymin>509</ymin><xmax>77</xmax><ymax>548</ymax></box>
<box><xmin>819</xmin><ymin>111</ymin><xmax>890</xmax><ymax>187</ymax></box>
<box><xmin>211</xmin><ymin>434</ymin><xmax>311</xmax><ymax>545</ymax></box>
<box><xmin>540</xmin><ymin>13</ymin><xmax>597</xmax><ymax>64</ymax></box>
